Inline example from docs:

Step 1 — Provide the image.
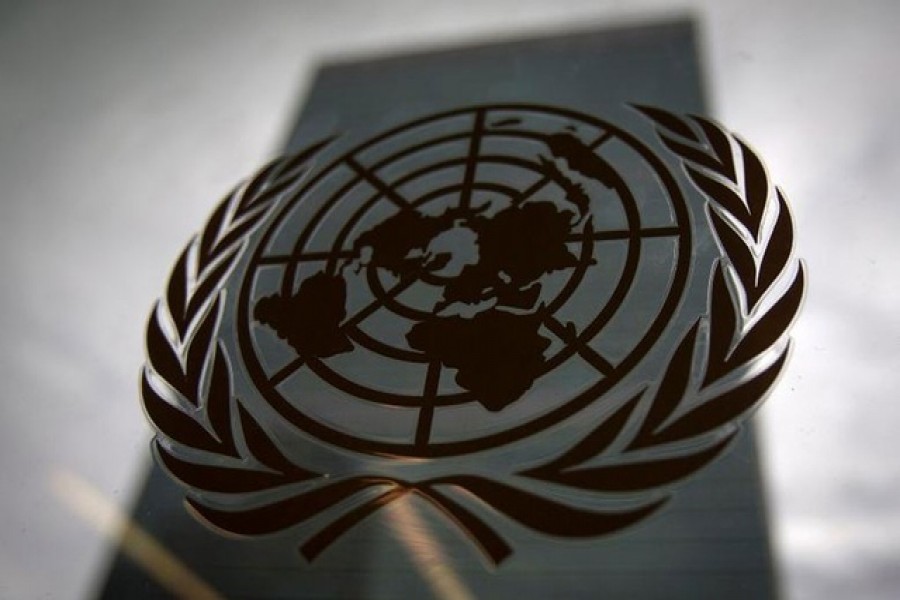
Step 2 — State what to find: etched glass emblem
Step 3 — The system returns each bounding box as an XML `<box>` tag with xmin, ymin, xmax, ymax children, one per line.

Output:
<box><xmin>142</xmin><ymin>104</ymin><xmax>803</xmax><ymax>564</ymax></box>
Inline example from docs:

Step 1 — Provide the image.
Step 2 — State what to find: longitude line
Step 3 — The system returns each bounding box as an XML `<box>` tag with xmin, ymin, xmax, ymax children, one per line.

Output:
<box><xmin>459</xmin><ymin>109</ymin><xmax>485</xmax><ymax>210</ymax></box>
<box><xmin>543</xmin><ymin>316</ymin><xmax>614</xmax><ymax>376</ymax></box>
<box><xmin>415</xmin><ymin>361</ymin><xmax>441</xmax><ymax>448</ymax></box>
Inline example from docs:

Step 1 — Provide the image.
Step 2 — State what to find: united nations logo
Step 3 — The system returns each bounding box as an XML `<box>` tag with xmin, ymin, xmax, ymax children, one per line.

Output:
<box><xmin>142</xmin><ymin>104</ymin><xmax>804</xmax><ymax>564</ymax></box>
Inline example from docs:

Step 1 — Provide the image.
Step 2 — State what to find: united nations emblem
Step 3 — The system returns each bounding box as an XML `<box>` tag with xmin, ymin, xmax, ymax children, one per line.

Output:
<box><xmin>142</xmin><ymin>104</ymin><xmax>804</xmax><ymax>565</ymax></box>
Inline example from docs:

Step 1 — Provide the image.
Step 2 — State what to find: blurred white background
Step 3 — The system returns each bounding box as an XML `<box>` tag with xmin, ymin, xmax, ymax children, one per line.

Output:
<box><xmin>1</xmin><ymin>1</ymin><xmax>898</xmax><ymax>598</ymax></box>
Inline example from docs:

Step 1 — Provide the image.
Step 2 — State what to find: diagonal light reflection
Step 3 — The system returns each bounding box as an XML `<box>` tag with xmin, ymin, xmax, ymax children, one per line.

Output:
<box><xmin>49</xmin><ymin>469</ymin><xmax>224</xmax><ymax>600</ymax></box>
<box><xmin>384</xmin><ymin>494</ymin><xmax>476</xmax><ymax>600</ymax></box>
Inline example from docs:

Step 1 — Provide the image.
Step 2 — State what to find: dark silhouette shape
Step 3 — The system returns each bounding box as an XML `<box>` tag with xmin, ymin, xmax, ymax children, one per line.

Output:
<box><xmin>407</xmin><ymin>310</ymin><xmax>551</xmax><ymax>411</ymax></box>
<box><xmin>437</xmin><ymin>201</ymin><xmax>578</xmax><ymax>311</ymax></box>
<box><xmin>353</xmin><ymin>209</ymin><xmax>457</xmax><ymax>278</ymax></box>
<box><xmin>537</xmin><ymin>155</ymin><xmax>590</xmax><ymax>217</ymax></box>
<box><xmin>546</xmin><ymin>132</ymin><xmax>617</xmax><ymax>189</ymax></box>
<box><xmin>496</xmin><ymin>281</ymin><xmax>542</xmax><ymax>310</ymax></box>
<box><xmin>255</xmin><ymin>271</ymin><xmax>352</xmax><ymax>358</ymax></box>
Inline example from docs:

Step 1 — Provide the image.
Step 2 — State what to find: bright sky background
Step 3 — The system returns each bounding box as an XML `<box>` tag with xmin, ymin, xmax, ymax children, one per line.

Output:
<box><xmin>1</xmin><ymin>1</ymin><xmax>897</xmax><ymax>598</ymax></box>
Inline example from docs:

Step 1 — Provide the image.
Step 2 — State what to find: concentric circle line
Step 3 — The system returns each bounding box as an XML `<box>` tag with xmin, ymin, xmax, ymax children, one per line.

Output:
<box><xmin>282</xmin><ymin>166</ymin><xmax>368</xmax><ymax>293</ymax></box>
<box><xmin>410</xmin><ymin>181</ymin><xmax>521</xmax><ymax>212</ymax></box>
<box><xmin>258</xmin><ymin>249</ymin><xmax>358</xmax><ymax>266</ymax></box>
<box><xmin>366</xmin><ymin>122</ymin><xmax>583</xmax><ymax>175</ymax></box>
<box><xmin>370</xmin><ymin>154</ymin><xmax>552</xmax><ymax>196</ymax></box>
<box><xmin>566</xmin><ymin>226</ymin><xmax>681</xmax><ymax>243</ymax></box>
<box><xmin>369</xmin><ymin>131</ymin><xmax>471</xmax><ymax>171</ymax></box>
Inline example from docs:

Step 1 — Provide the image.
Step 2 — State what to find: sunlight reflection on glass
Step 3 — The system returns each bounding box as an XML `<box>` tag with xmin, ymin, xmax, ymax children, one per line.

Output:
<box><xmin>49</xmin><ymin>469</ymin><xmax>223</xmax><ymax>600</ymax></box>
<box><xmin>384</xmin><ymin>493</ymin><xmax>475</xmax><ymax>600</ymax></box>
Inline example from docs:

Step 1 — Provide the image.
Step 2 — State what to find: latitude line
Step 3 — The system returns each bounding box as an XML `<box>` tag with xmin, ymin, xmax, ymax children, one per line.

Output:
<box><xmin>415</xmin><ymin>361</ymin><xmax>442</xmax><ymax>448</ymax></box>
<box><xmin>511</xmin><ymin>129</ymin><xmax>615</xmax><ymax>206</ymax></box>
<box><xmin>565</xmin><ymin>226</ymin><xmax>681</xmax><ymax>243</ymax></box>
<box><xmin>258</xmin><ymin>249</ymin><xmax>358</xmax><ymax>265</ymax></box>
<box><xmin>459</xmin><ymin>109</ymin><xmax>486</xmax><ymax>210</ymax></box>
<box><xmin>266</xmin><ymin>275</ymin><xmax>419</xmax><ymax>386</ymax></box>
<box><xmin>542</xmin><ymin>316</ymin><xmax>614</xmax><ymax>376</ymax></box>
<box><xmin>345</xmin><ymin>157</ymin><xmax>413</xmax><ymax>212</ymax></box>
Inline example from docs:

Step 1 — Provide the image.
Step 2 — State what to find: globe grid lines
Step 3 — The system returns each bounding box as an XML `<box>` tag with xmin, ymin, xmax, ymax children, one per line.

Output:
<box><xmin>263</xmin><ymin>159</ymin><xmax>618</xmax><ymax>404</ymax></box>
<box><xmin>237</xmin><ymin>104</ymin><xmax>691</xmax><ymax>457</ymax></box>
<box><xmin>253</xmin><ymin>108</ymin><xmax>678</xmax><ymax>445</ymax></box>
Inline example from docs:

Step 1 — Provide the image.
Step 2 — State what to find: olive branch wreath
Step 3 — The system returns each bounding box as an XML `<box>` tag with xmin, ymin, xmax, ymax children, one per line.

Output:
<box><xmin>141</xmin><ymin>106</ymin><xmax>804</xmax><ymax>567</ymax></box>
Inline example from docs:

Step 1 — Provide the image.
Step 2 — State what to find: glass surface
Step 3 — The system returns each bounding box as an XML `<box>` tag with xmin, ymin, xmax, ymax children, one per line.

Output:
<box><xmin>0</xmin><ymin>2</ymin><xmax>896</xmax><ymax>599</ymax></box>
